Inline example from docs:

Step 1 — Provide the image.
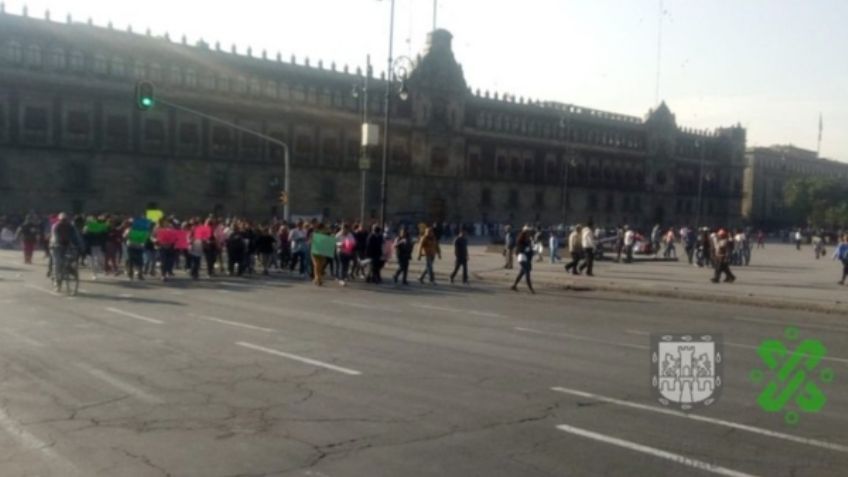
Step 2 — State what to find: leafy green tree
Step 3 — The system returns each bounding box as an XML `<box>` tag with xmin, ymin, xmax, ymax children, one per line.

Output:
<box><xmin>784</xmin><ymin>177</ymin><xmax>848</xmax><ymax>228</ymax></box>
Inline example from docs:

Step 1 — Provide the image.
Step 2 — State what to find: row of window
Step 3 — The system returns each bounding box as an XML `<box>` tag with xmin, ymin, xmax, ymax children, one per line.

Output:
<box><xmin>473</xmin><ymin>111</ymin><xmax>646</xmax><ymax>150</ymax></box>
<box><xmin>2</xmin><ymin>40</ymin><xmax>387</xmax><ymax>114</ymax></box>
<box><xmin>467</xmin><ymin>152</ymin><xmax>648</xmax><ymax>186</ymax></box>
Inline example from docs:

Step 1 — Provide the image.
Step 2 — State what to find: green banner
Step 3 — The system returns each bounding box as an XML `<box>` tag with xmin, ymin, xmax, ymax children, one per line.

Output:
<box><xmin>310</xmin><ymin>233</ymin><xmax>336</xmax><ymax>258</ymax></box>
<box><xmin>86</xmin><ymin>220</ymin><xmax>108</xmax><ymax>234</ymax></box>
<box><xmin>128</xmin><ymin>229</ymin><xmax>150</xmax><ymax>245</ymax></box>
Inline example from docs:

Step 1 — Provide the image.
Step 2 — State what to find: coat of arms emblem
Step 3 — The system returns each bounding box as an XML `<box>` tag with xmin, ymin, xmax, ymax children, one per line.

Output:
<box><xmin>651</xmin><ymin>334</ymin><xmax>723</xmax><ymax>410</ymax></box>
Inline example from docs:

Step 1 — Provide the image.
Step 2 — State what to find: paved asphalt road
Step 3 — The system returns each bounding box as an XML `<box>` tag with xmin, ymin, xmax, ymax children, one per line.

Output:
<box><xmin>0</xmin><ymin>251</ymin><xmax>846</xmax><ymax>476</ymax></box>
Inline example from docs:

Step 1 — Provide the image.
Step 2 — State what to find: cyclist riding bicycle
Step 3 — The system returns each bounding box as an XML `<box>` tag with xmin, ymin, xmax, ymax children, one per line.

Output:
<box><xmin>49</xmin><ymin>213</ymin><xmax>83</xmax><ymax>291</ymax></box>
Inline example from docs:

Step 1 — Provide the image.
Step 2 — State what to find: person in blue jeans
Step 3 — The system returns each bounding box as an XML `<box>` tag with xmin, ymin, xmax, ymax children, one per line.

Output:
<box><xmin>834</xmin><ymin>234</ymin><xmax>848</xmax><ymax>285</ymax></box>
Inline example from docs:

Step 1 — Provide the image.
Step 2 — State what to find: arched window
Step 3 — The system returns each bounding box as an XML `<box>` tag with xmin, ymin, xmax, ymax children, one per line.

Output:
<box><xmin>133</xmin><ymin>60</ymin><xmax>146</xmax><ymax>78</ymax></box>
<box><xmin>93</xmin><ymin>54</ymin><xmax>108</xmax><ymax>74</ymax></box>
<box><xmin>110</xmin><ymin>57</ymin><xmax>126</xmax><ymax>77</ymax></box>
<box><xmin>169</xmin><ymin>65</ymin><xmax>182</xmax><ymax>84</ymax></box>
<box><xmin>235</xmin><ymin>76</ymin><xmax>248</xmax><ymax>94</ymax></box>
<box><xmin>25</xmin><ymin>44</ymin><xmax>42</xmax><ymax>66</ymax></box>
<box><xmin>185</xmin><ymin>68</ymin><xmax>197</xmax><ymax>87</ymax></box>
<box><xmin>148</xmin><ymin>62</ymin><xmax>162</xmax><ymax>81</ymax></box>
<box><xmin>5</xmin><ymin>41</ymin><xmax>23</xmax><ymax>63</ymax></box>
<box><xmin>70</xmin><ymin>50</ymin><xmax>85</xmax><ymax>71</ymax></box>
<box><xmin>49</xmin><ymin>48</ymin><xmax>66</xmax><ymax>69</ymax></box>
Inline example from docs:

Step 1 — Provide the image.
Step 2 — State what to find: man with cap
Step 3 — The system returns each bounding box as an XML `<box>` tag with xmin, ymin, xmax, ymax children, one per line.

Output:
<box><xmin>711</xmin><ymin>229</ymin><xmax>736</xmax><ymax>283</ymax></box>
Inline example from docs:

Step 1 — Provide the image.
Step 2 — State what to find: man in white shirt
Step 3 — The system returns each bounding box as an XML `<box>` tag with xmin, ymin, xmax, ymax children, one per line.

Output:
<box><xmin>579</xmin><ymin>221</ymin><xmax>596</xmax><ymax>276</ymax></box>
<box><xmin>623</xmin><ymin>225</ymin><xmax>635</xmax><ymax>263</ymax></box>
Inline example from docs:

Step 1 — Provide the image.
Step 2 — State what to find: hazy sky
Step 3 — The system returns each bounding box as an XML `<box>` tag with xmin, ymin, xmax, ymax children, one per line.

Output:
<box><xmin>9</xmin><ymin>0</ymin><xmax>848</xmax><ymax>161</ymax></box>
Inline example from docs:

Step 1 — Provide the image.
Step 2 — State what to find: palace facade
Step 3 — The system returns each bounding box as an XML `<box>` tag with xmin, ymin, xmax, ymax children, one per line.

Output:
<box><xmin>0</xmin><ymin>8</ymin><xmax>747</xmax><ymax>228</ymax></box>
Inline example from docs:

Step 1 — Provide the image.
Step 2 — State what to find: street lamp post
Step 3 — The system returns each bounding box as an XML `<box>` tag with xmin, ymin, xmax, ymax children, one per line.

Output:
<box><xmin>353</xmin><ymin>55</ymin><xmax>372</xmax><ymax>224</ymax></box>
<box><xmin>695</xmin><ymin>139</ymin><xmax>705</xmax><ymax>228</ymax></box>
<box><xmin>379</xmin><ymin>0</ymin><xmax>397</xmax><ymax>229</ymax></box>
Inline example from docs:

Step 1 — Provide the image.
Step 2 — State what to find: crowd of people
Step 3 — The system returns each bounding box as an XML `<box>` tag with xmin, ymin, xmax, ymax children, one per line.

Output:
<box><xmin>2</xmin><ymin>212</ymin><xmax>847</xmax><ymax>293</ymax></box>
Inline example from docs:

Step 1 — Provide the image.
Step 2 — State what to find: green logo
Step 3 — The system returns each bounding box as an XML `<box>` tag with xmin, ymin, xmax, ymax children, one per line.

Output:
<box><xmin>750</xmin><ymin>327</ymin><xmax>833</xmax><ymax>425</ymax></box>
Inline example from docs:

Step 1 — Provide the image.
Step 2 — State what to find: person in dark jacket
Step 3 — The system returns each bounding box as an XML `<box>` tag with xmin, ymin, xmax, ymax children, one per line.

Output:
<box><xmin>365</xmin><ymin>225</ymin><xmax>385</xmax><ymax>284</ymax></box>
<box><xmin>450</xmin><ymin>229</ymin><xmax>469</xmax><ymax>284</ymax></box>
<box><xmin>255</xmin><ymin>226</ymin><xmax>275</xmax><ymax>275</ymax></box>
<box><xmin>510</xmin><ymin>228</ymin><xmax>535</xmax><ymax>294</ymax></box>
<box><xmin>393</xmin><ymin>228</ymin><xmax>413</xmax><ymax>285</ymax></box>
<box><xmin>226</xmin><ymin>224</ymin><xmax>246</xmax><ymax>276</ymax></box>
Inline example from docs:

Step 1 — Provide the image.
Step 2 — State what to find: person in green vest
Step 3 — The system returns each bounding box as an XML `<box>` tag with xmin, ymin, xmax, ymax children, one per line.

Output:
<box><xmin>124</xmin><ymin>217</ymin><xmax>152</xmax><ymax>280</ymax></box>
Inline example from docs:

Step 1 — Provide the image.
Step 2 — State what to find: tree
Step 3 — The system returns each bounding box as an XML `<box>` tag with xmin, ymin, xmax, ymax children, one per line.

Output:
<box><xmin>784</xmin><ymin>177</ymin><xmax>848</xmax><ymax>228</ymax></box>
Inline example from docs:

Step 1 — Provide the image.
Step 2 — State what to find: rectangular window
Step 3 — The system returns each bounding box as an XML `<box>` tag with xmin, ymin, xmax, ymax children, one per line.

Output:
<box><xmin>496</xmin><ymin>156</ymin><xmax>507</xmax><ymax>176</ymax></box>
<box><xmin>295</xmin><ymin>134</ymin><xmax>313</xmax><ymax>156</ymax></box>
<box><xmin>323</xmin><ymin>137</ymin><xmax>339</xmax><ymax>163</ymax></box>
<box><xmin>508</xmin><ymin>189</ymin><xmax>519</xmax><ymax>208</ymax></box>
<box><xmin>431</xmin><ymin>146</ymin><xmax>448</xmax><ymax>170</ymax></box>
<box><xmin>268</xmin><ymin>131</ymin><xmax>286</xmax><ymax>159</ymax></box>
<box><xmin>468</xmin><ymin>153</ymin><xmax>481</xmax><ymax>178</ymax></box>
<box><xmin>320</xmin><ymin>177</ymin><xmax>336</xmax><ymax>201</ymax></box>
<box><xmin>481</xmin><ymin>188</ymin><xmax>492</xmax><ymax>207</ymax></box>
<box><xmin>142</xmin><ymin>167</ymin><xmax>165</xmax><ymax>194</ymax></box>
<box><xmin>212</xmin><ymin>126</ymin><xmax>232</xmax><ymax>155</ymax></box>
<box><xmin>24</xmin><ymin>107</ymin><xmax>48</xmax><ymax>131</ymax></box>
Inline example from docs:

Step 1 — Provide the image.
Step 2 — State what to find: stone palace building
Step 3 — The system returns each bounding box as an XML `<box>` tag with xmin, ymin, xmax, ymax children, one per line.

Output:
<box><xmin>0</xmin><ymin>7</ymin><xmax>747</xmax><ymax>228</ymax></box>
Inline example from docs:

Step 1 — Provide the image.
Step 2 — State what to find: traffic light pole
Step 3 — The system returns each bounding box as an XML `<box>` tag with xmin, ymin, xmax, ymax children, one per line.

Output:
<box><xmin>157</xmin><ymin>98</ymin><xmax>291</xmax><ymax>222</ymax></box>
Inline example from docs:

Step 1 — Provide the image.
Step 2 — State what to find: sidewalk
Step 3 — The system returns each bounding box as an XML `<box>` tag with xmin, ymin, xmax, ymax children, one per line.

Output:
<box><xmin>393</xmin><ymin>242</ymin><xmax>848</xmax><ymax>315</ymax></box>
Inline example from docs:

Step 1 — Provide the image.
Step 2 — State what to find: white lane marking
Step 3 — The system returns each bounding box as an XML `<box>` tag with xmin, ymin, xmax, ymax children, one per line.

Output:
<box><xmin>411</xmin><ymin>302</ymin><xmax>505</xmax><ymax>318</ymax></box>
<box><xmin>104</xmin><ymin>307</ymin><xmax>164</xmax><ymax>325</ymax></box>
<box><xmin>236</xmin><ymin>342</ymin><xmax>361</xmax><ymax>376</ymax></box>
<box><xmin>332</xmin><ymin>300</ymin><xmax>391</xmax><ymax>312</ymax></box>
<box><xmin>551</xmin><ymin>386</ymin><xmax>848</xmax><ymax>453</ymax></box>
<box><xmin>1</xmin><ymin>329</ymin><xmax>45</xmax><ymax>348</ymax></box>
<box><xmin>188</xmin><ymin>314</ymin><xmax>276</xmax><ymax>333</ymax></box>
<box><xmin>624</xmin><ymin>330</ymin><xmax>848</xmax><ymax>365</ymax></box>
<box><xmin>24</xmin><ymin>283</ymin><xmax>62</xmax><ymax>297</ymax></box>
<box><xmin>516</xmin><ymin>327</ymin><xmax>648</xmax><ymax>350</ymax></box>
<box><xmin>0</xmin><ymin>406</ymin><xmax>79</xmax><ymax>474</ymax></box>
<box><xmin>555</xmin><ymin>423</ymin><xmax>758</xmax><ymax>477</ymax></box>
<box><xmin>118</xmin><ymin>293</ymin><xmax>134</xmax><ymax>298</ymax></box>
<box><xmin>78</xmin><ymin>364</ymin><xmax>163</xmax><ymax>404</ymax></box>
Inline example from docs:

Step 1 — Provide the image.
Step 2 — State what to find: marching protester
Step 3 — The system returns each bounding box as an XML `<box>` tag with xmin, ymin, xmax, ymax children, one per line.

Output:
<box><xmin>336</xmin><ymin>223</ymin><xmax>356</xmax><ymax>286</ymax></box>
<box><xmin>503</xmin><ymin>225</ymin><xmax>515</xmax><ymax>269</ymax></box>
<box><xmin>564</xmin><ymin>225</ymin><xmax>582</xmax><ymax>275</ymax></box>
<box><xmin>578</xmin><ymin>221</ymin><xmax>596</xmax><ymax>276</ymax></box>
<box><xmin>366</xmin><ymin>224</ymin><xmax>385</xmax><ymax>284</ymax></box>
<box><xmin>711</xmin><ymin>229</ymin><xmax>736</xmax><ymax>283</ymax></box>
<box><xmin>393</xmin><ymin>228</ymin><xmax>413</xmax><ymax>285</ymax></box>
<box><xmin>417</xmin><ymin>226</ymin><xmax>441</xmax><ymax>284</ymax></box>
<box><xmin>510</xmin><ymin>227</ymin><xmax>535</xmax><ymax>294</ymax></box>
<box><xmin>834</xmin><ymin>234</ymin><xmax>848</xmax><ymax>285</ymax></box>
<box><xmin>15</xmin><ymin>215</ymin><xmax>40</xmax><ymax>264</ymax></box>
<box><xmin>450</xmin><ymin>228</ymin><xmax>469</xmax><ymax>285</ymax></box>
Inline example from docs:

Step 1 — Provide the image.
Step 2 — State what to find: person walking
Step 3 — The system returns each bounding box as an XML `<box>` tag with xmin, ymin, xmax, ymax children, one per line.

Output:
<box><xmin>564</xmin><ymin>225</ymin><xmax>583</xmax><ymax>275</ymax></box>
<box><xmin>503</xmin><ymin>225</ymin><xmax>515</xmax><ymax>269</ymax></box>
<box><xmin>366</xmin><ymin>225</ymin><xmax>385</xmax><ymax>284</ymax></box>
<box><xmin>310</xmin><ymin>223</ymin><xmax>330</xmax><ymax>286</ymax></box>
<box><xmin>15</xmin><ymin>215</ymin><xmax>40</xmax><ymax>264</ymax></box>
<box><xmin>579</xmin><ymin>221</ymin><xmax>596</xmax><ymax>276</ymax></box>
<box><xmin>336</xmin><ymin>223</ymin><xmax>356</xmax><ymax>286</ymax></box>
<box><xmin>756</xmin><ymin>230</ymin><xmax>765</xmax><ymax>249</ymax></box>
<box><xmin>650</xmin><ymin>223</ymin><xmax>662</xmax><ymax>257</ymax></box>
<box><xmin>623</xmin><ymin>226</ymin><xmax>635</xmax><ymax>263</ymax></box>
<box><xmin>450</xmin><ymin>228</ymin><xmax>469</xmax><ymax>284</ymax></box>
<box><xmin>510</xmin><ymin>228</ymin><xmax>535</xmax><ymax>294</ymax></box>
<box><xmin>256</xmin><ymin>226</ymin><xmax>275</xmax><ymax>276</ymax></box>
<box><xmin>834</xmin><ymin>234</ymin><xmax>848</xmax><ymax>285</ymax></box>
<box><xmin>711</xmin><ymin>229</ymin><xmax>736</xmax><ymax>283</ymax></box>
<box><xmin>417</xmin><ymin>227</ymin><xmax>441</xmax><ymax>284</ymax></box>
<box><xmin>393</xmin><ymin>228</ymin><xmax>413</xmax><ymax>285</ymax></box>
<box><xmin>794</xmin><ymin>229</ymin><xmax>803</xmax><ymax>251</ymax></box>
<box><xmin>549</xmin><ymin>230</ymin><xmax>560</xmax><ymax>264</ymax></box>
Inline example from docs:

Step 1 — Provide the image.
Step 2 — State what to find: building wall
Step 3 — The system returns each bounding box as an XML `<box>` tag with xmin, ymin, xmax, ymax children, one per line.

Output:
<box><xmin>0</xmin><ymin>11</ymin><xmax>747</xmax><ymax>229</ymax></box>
<box><xmin>743</xmin><ymin>146</ymin><xmax>848</xmax><ymax>227</ymax></box>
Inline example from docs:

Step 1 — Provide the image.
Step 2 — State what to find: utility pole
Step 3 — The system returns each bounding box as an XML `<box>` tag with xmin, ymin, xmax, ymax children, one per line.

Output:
<box><xmin>380</xmin><ymin>0</ymin><xmax>397</xmax><ymax>228</ymax></box>
<box><xmin>359</xmin><ymin>55</ymin><xmax>371</xmax><ymax>224</ymax></box>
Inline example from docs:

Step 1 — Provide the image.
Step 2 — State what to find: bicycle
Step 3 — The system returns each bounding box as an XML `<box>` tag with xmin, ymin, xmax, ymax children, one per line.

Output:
<box><xmin>55</xmin><ymin>248</ymin><xmax>80</xmax><ymax>296</ymax></box>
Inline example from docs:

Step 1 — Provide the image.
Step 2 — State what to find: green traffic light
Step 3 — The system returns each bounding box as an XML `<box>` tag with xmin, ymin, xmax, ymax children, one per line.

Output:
<box><xmin>141</xmin><ymin>97</ymin><xmax>154</xmax><ymax>107</ymax></box>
